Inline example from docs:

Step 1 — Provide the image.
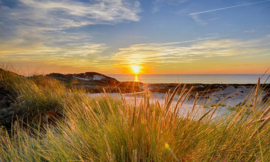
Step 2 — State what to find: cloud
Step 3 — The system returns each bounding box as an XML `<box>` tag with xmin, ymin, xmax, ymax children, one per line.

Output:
<box><xmin>191</xmin><ymin>15</ymin><xmax>207</xmax><ymax>26</ymax></box>
<box><xmin>189</xmin><ymin>0</ymin><xmax>270</xmax><ymax>25</ymax></box>
<box><xmin>190</xmin><ymin>15</ymin><xmax>218</xmax><ymax>26</ymax></box>
<box><xmin>189</xmin><ymin>0</ymin><xmax>270</xmax><ymax>16</ymax></box>
<box><xmin>0</xmin><ymin>0</ymin><xmax>141</xmax><ymax>42</ymax></box>
<box><xmin>0</xmin><ymin>0</ymin><xmax>141</xmax><ymax>70</ymax></box>
<box><xmin>0</xmin><ymin>41</ymin><xmax>110</xmax><ymax>67</ymax></box>
<box><xmin>2</xmin><ymin>0</ymin><xmax>141</xmax><ymax>29</ymax></box>
<box><xmin>112</xmin><ymin>37</ymin><xmax>270</xmax><ymax>67</ymax></box>
<box><xmin>152</xmin><ymin>0</ymin><xmax>187</xmax><ymax>13</ymax></box>
<box><xmin>243</xmin><ymin>29</ymin><xmax>256</xmax><ymax>33</ymax></box>
<box><xmin>0</xmin><ymin>0</ymin><xmax>141</xmax><ymax>44</ymax></box>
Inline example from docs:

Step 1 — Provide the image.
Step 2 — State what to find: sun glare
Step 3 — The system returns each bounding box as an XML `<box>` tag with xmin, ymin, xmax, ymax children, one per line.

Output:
<box><xmin>131</xmin><ymin>65</ymin><xmax>141</xmax><ymax>74</ymax></box>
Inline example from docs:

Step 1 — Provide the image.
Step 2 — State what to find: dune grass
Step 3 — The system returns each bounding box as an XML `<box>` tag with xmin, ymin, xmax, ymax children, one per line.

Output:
<box><xmin>0</xmin><ymin>69</ymin><xmax>270</xmax><ymax>161</ymax></box>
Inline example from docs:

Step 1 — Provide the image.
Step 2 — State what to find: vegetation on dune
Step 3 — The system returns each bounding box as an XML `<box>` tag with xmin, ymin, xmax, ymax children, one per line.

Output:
<box><xmin>0</xmin><ymin>68</ymin><xmax>270</xmax><ymax>161</ymax></box>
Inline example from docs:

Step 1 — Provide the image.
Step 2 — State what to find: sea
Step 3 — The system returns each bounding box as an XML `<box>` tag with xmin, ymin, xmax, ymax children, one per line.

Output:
<box><xmin>107</xmin><ymin>74</ymin><xmax>270</xmax><ymax>84</ymax></box>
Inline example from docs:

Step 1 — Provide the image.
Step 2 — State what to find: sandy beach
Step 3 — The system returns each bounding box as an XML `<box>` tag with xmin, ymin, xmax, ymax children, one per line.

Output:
<box><xmin>87</xmin><ymin>84</ymin><xmax>269</xmax><ymax>119</ymax></box>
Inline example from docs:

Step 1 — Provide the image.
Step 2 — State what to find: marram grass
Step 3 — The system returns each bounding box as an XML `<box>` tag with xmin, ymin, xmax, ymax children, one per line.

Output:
<box><xmin>0</xmin><ymin>69</ymin><xmax>270</xmax><ymax>161</ymax></box>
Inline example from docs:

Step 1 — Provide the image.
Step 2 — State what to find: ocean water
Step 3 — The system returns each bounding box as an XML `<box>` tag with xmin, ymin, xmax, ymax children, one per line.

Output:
<box><xmin>108</xmin><ymin>74</ymin><xmax>270</xmax><ymax>84</ymax></box>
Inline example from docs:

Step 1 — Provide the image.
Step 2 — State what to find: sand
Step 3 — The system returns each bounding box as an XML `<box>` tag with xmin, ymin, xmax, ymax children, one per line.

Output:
<box><xmin>87</xmin><ymin>85</ymin><xmax>268</xmax><ymax>119</ymax></box>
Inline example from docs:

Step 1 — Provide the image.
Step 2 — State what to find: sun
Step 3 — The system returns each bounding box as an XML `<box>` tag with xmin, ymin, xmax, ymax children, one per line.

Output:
<box><xmin>131</xmin><ymin>65</ymin><xmax>141</xmax><ymax>74</ymax></box>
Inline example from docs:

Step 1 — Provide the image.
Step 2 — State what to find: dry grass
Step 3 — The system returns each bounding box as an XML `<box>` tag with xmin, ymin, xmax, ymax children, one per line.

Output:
<box><xmin>0</xmin><ymin>68</ymin><xmax>270</xmax><ymax>161</ymax></box>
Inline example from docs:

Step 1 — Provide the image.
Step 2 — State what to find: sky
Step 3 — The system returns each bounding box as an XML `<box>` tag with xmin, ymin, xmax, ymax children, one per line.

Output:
<box><xmin>0</xmin><ymin>0</ymin><xmax>270</xmax><ymax>74</ymax></box>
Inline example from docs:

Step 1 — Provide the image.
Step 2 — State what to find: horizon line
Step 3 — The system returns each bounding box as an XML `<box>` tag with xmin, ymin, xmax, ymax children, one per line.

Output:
<box><xmin>106</xmin><ymin>73</ymin><xmax>270</xmax><ymax>75</ymax></box>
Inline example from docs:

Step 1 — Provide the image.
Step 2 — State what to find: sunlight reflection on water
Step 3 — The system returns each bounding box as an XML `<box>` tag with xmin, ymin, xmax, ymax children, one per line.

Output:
<box><xmin>134</xmin><ymin>75</ymin><xmax>139</xmax><ymax>82</ymax></box>
<box><xmin>109</xmin><ymin>74</ymin><xmax>270</xmax><ymax>84</ymax></box>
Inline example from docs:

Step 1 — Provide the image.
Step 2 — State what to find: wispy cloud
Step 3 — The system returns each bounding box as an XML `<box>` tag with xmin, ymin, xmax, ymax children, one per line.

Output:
<box><xmin>0</xmin><ymin>41</ymin><xmax>110</xmax><ymax>67</ymax></box>
<box><xmin>0</xmin><ymin>0</ymin><xmax>141</xmax><ymax>70</ymax></box>
<box><xmin>6</xmin><ymin>0</ymin><xmax>141</xmax><ymax>29</ymax></box>
<box><xmin>0</xmin><ymin>0</ymin><xmax>141</xmax><ymax>42</ymax></box>
<box><xmin>243</xmin><ymin>29</ymin><xmax>256</xmax><ymax>33</ymax></box>
<box><xmin>112</xmin><ymin>37</ymin><xmax>270</xmax><ymax>67</ymax></box>
<box><xmin>152</xmin><ymin>0</ymin><xmax>188</xmax><ymax>13</ymax></box>
<box><xmin>189</xmin><ymin>0</ymin><xmax>270</xmax><ymax>25</ymax></box>
<box><xmin>190</xmin><ymin>0</ymin><xmax>270</xmax><ymax>15</ymax></box>
<box><xmin>190</xmin><ymin>15</ymin><xmax>207</xmax><ymax>26</ymax></box>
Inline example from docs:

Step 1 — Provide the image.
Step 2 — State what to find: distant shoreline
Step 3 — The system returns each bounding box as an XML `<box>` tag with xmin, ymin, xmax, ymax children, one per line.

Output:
<box><xmin>14</xmin><ymin>69</ymin><xmax>269</xmax><ymax>93</ymax></box>
<box><xmin>108</xmin><ymin>74</ymin><xmax>270</xmax><ymax>84</ymax></box>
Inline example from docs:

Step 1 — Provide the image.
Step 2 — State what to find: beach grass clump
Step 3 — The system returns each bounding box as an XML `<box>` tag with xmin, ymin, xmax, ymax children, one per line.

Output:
<box><xmin>0</xmin><ymin>68</ymin><xmax>270</xmax><ymax>161</ymax></box>
<box><xmin>0</xmin><ymin>68</ymin><xmax>78</xmax><ymax>126</ymax></box>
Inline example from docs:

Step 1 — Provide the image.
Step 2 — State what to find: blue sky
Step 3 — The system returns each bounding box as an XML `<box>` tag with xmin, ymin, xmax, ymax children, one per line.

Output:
<box><xmin>0</xmin><ymin>0</ymin><xmax>269</xmax><ymax>74</ymax></box>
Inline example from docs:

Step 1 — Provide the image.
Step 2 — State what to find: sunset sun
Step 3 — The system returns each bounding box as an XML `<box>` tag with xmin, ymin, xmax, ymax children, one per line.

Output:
<box><xmin>131</xmin><ymin>65</ymin><xmax>141</xmax><ymax>74</ymax></box>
